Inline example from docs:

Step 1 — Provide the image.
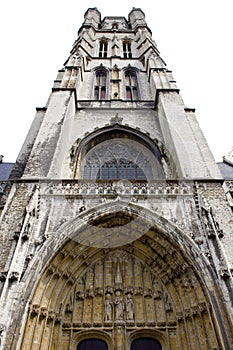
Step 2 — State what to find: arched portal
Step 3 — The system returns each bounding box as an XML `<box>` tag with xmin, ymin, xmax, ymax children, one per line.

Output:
<box><xmin>18</xmin><ymin>206</ymin><xmax>227</xmax><ymax>350</ymax></box>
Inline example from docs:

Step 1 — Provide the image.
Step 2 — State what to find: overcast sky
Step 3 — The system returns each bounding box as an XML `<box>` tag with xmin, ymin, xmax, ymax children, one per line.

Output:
<box><xmin>0</xmin><ymin>0</ymin><xmax>232</xmax><ymax>163</ymax></box>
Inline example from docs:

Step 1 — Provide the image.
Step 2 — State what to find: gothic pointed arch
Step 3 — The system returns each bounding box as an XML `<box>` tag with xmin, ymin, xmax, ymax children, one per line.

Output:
<box><xmin>1</xmin><ymin>7</ymin><xmax>232</xmax><ymax>350</ymax></box>
<box><xmin>71</xmin><ymin>124</ymin><xmax>174</xmax><ymax>179</ymax></box>
<box><xmin>123</xmin><ymin>66</ymin><xmax>140</xmax><ymax>100</ymax></box>
<box><xmin>11</xmin><ymin>202</ymin><xmax>231</xmax><ymax>350</ymax></box>
<box><xmin>92</xmin><ymin>65</ymin><xmax>110</xmax><ymax>100</ymax></box>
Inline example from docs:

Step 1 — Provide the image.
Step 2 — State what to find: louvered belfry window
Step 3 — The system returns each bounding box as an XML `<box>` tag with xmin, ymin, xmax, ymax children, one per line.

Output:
<box><xmin>94</xmin><ymin>69</ymin><xmax>107</xmax><ymax>100</ymax></box>
<box><xmin>125</xmin><ymin>70</ymin><xmax>139</xmax><ymax>100</ymax></box>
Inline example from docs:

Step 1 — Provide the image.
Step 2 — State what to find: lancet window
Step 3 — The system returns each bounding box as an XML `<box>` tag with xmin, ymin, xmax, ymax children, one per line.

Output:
<box><xmin>125</xmin><ymin>69</ymin><xmax>139</xmax><ymax>100</ymax></box>
<box><xmin>99</xmin><ymin>40</ymin><xmax>108</xmax><ymax>58</ymax></box>
<box><xmin>94</xmin><ymin>68</ymin><xmax>108</xmax><ymax>100</ymax></box>
<box><xmin>123</xmin><ymin>41</ymin><xmax>132</xmax><ymax>58</ymax></box>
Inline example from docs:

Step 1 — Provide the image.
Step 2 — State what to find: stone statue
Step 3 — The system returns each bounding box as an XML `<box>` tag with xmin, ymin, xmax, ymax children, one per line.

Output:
<box><xmin>104</xmin><ymin>293</ymin><xmax>113</xmax><ymax>321</ymax></box>
<box><xmin>114</xmin><ymin>291</ymin><xmax>124</xmax><ymax>320</ymax></box>
<box><xmin>164</xmin><ymin>292</ymin><xmax>173</xmax><ymax>312</ymax></box>
<box><xmin>126</xmin><ymin>293</ymin><xmax>134</xmax><ymax>320</ymax></box>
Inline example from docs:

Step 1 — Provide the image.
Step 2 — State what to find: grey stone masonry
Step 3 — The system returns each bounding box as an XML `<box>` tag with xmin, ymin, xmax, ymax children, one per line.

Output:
<box><xmin>0</xmin><ymin>7</ymin><xmax>232</xmax><ymax>350</ymax></box>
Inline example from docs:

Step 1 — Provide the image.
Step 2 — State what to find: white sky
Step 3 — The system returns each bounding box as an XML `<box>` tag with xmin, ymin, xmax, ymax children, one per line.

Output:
<box><xmin>0</xmin><ymin>0</ymin><xmax>232</xmax><ymax>163</ymax></box>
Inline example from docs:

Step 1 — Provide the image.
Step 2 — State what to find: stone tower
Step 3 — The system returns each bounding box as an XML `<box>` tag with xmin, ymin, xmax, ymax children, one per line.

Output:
<box><xmin>0</xmin><ymin>8</ymin><xmax>232</xmax><ymax>350</ymax></box>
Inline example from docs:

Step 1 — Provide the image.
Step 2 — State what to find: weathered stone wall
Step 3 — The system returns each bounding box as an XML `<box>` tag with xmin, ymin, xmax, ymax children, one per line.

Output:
<box><xmin>0</xmin><ymin>7</ymin><xmax>232</xmax><ymax>350</ymax></box>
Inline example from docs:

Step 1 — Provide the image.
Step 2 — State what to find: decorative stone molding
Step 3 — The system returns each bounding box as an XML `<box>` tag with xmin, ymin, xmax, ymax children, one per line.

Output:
<box><xmin>21</xmin><ymin>232</ymin><xmax>30</xmax><ymax>240</ymax></box>
<box><xmin>39</xmin><ymin>307</ymin><xmax>48</xmax><ymax>319</ymax></box>
<box><xmin>40</xmin><ymin>180</ymin><xmax>193</xmax><ymax>198</ymax></box>
<box><xmin>13</xmin><ymin>231</ymin><xmax>20</xmax><ymax>240</ymax></box>
<box><xmin>55</xmin><ymin>314</ymin><xmax>62</xmax><ymax>324</ymax></box>
<box><xmin>9</xmin><ymin>271</ymin><xmax>19</xmax><ymax>281</ymax></box>
<box><xmin>47</xmin><ymin>311</ymin><xmax>56</xmax><ymax>322</ymax></box>
<box><xmin>219</xmin><ymin>269</ymin><xmax>230</xmax><ymax>279</ymax></box>
<box><xmin>31</xmin><ymin>304</ymin><xmax>40</xmax><ymax>317</ymax></box>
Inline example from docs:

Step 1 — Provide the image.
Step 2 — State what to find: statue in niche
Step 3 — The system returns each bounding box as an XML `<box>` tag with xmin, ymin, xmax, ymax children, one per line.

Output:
<box><xmin>65</xmin><ymin>294</ymin><xmax>73</xmax><ymax>313</ymax></box>
<box><xmin>164</xmin><ymin>292</ymin><xmax>173</xmax><ymax>312</ymax></box>
<box><xmin>153</xmin><ymin>278</ymin><xmax>162</xmax><ymax>299</ymax></box>
<box><xmin>114</xmin><ymin>291</ymin><xmax>124</xmax><ymax>320</ymax></box>
<box><xmin>104</xmin><ymin>293</ymin><xmax>113</xmax><ymax>321</ymax></box>
<box><xmin>126</xmin><ymin>293</ymin><xmax>134</xmax><ymax>320</ymax></box>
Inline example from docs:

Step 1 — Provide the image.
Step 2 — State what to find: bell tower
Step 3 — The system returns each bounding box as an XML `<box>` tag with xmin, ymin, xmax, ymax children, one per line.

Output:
<box><xmin>0</xmin><ymin>8</ymin><xmax>232</xmax><ymax>350</ymax></box>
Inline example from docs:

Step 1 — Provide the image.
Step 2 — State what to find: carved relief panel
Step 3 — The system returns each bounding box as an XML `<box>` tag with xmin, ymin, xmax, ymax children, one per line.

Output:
<box><xmin>24</xmin><ymin>242</ymin><xmax>221</xmax><ymax>350</ymax></box>
<box><xmin>64</xmin><ymin>250</ymin><xmax>175</xmax><ymax>328</ymax></box>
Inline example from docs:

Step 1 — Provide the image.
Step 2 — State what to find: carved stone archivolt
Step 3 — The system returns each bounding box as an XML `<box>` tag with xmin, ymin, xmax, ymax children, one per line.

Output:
<box><xmin>20</xmin><ymin>226</ymin><xmax>222</xmax><ymax>350</ymax></box>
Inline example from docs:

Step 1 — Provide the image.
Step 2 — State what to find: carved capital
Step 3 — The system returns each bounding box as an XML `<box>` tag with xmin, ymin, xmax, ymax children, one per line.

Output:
<box><xmin>199</xmin><ymin>302</ymin><xmax>207</xmax><ymax>313</ymax></box>
<box><xmin>219</xmin><ymin>269</ymin><xmax>230</xmax><ymax>279</ymax></box>
<box><xmin>21</xmin><ymin>232</ymin><xmax>30</xmax><ymax>241</ymax></box>
<box><xmin>39</xmin><ymin>307</ymin><xmax>48</xmax><ymax>319</ymax></box>
<box><xmin>47</xmin><ymin>311</ymin><xmax>55</xmax><ymax>322</ymax></box>
<box><xmin>176</xmin><ymin>312</ymin><xmax>183</xmax><ymax>322</ymax></box>
<box><xmin>76</xmin><ymin>291</ymin><xmax>85</xmax><ymax>300</ymax></box>
<box><xmin>13</xmin><ymin>231</ymin><xmax>20</xmax><ymax>240</ymax></box>
<box><xmin>9</xmin><ymin>271</ymin><xmax>19</xmax><ymax>281</ymax></box>
<box><xmin>31</xmin><ymin>304</ymin><xmax>40</xmax><ymax>317</ymax></box>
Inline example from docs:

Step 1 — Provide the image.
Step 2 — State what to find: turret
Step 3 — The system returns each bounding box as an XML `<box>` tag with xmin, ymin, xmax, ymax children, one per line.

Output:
<box><xmin>82</xmin><ymin>7</ymin><xmax>101</xmax><ymax>29</ymax></box>
<box><xmin>128</xmin><ymin>8</ymin><xmax>147</xmax><ymax>29</ymax></box>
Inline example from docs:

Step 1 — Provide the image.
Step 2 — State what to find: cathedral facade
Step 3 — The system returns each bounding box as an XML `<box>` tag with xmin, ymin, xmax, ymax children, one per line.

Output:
<box><xmin>0</xmin><ymin>8</ymin><xmax>232</xmax><ymax>350</ymax></box>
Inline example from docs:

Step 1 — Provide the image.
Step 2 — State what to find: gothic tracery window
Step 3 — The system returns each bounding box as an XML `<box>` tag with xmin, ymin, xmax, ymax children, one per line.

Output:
<box><xmin>125</xmin><ymin>69</ymin><xmax>139</xmax><ymax>100</ymax></box>
<box><xmin>94</xmin><ymin>69</ymin><xmax>107</xmax><ymax>100</ymax></box>
<box><xmin>79</xmin><ymin>136</ymin><xmax>165</xmax><ymax>180</ymax></box>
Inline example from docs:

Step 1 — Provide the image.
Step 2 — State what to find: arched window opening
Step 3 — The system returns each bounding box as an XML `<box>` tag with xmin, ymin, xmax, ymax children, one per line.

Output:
<box><xmin>125</xmin><ymin>70</ymin><xmax>139</xmax><ymax>100</ymax></box>
<box><xmin>77</xmin><ymin>135</ymin><xmax>165</xmax><ymax>181</ymax></box>
<box><xmin>131</xmin><ymin>338</ymin><xmax>162</xmax><ymax>350</ymax></box>
<box><xmin>123</xmin><ymin>41</ymin><xmax>132</xmax><ymax>58</ymax></box>
<box><xmin>99</xmin><ymin>41</ymin><xmax>108</xmax><ymax>58</ymax></box>
<box><xmin>94</xmin><ymin>69</ymin><xmax>107</xmax><ymax>100</ymax></box>
<box><xmin>78</xmin><ymin>338</ymin><xmax>108</xmax><ymax>350</ymax></box>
